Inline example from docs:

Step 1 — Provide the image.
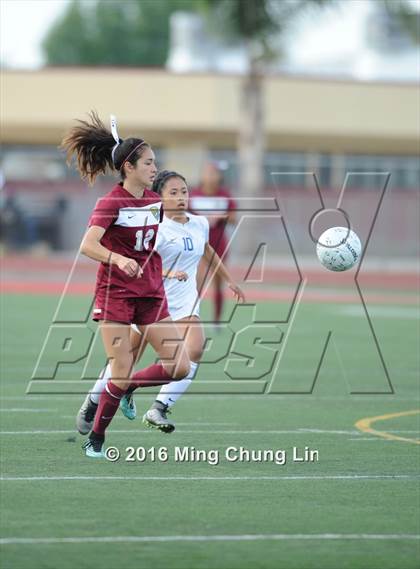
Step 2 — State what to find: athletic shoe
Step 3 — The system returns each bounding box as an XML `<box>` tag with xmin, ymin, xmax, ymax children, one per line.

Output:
<box><xmin>119</xmin><ymin>393</ymin><xmax>137</xmax><ymax>420</ymax></box>
<box><xmin>143</xmin><ymin>403</ymin><xmax>175</xmax><ymax>434</ymax></box>
<box><xmin>82</xmin><ymin>433</ymin><xmax>104</xmax><ymax>458</ymax></box>
<box><xmin>76</xmin><ymin>394</ymin><xmax>98</xmax><ymax>435</ymax></box>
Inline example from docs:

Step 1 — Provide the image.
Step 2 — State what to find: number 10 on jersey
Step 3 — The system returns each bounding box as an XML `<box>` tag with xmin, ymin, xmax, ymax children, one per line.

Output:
<box><xmin>182</xmin><ymin>237</ymin><xmax>193</xmax><ymax>251</ymax></box>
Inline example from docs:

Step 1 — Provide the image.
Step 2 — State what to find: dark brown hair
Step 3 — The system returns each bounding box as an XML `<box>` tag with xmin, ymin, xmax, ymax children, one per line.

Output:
<box><xmin>152</xmin><ymin>170</ymin><xmax>187</xmax><ymax>195</ymax></box>
<box><xmin>60</xmin><ymin>111</ymin><xmax>149</xmax><ymax>185</ymax></box>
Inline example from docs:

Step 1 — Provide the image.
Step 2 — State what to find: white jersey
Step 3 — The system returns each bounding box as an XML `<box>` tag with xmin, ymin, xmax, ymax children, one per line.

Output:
<box><xmin>155</xmin><ymin>213</ymin><xmax>209</xmax><ymax>320</ymax></box>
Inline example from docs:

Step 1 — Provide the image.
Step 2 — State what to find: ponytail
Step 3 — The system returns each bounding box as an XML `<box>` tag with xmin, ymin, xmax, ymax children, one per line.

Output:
<box><xmin>61</xmin><ymin>111</ymin><xmax>149</xmax><ymax>185</ymax></box>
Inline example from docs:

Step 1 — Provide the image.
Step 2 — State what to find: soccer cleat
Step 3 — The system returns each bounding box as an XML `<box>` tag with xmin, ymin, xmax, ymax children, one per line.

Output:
<box><xmin>76</xmin><ymin>394</ymin><xmax>98</xmax><ymax>435</ymax></box>
<box><xmin>143</xmin><ymin>402</ymin><xmax>175</xmax><ymax>434</ymax></box>
<box><xmin>82</xmin><ymin>433</ymin><xmax>104</xmax><ymax>458</ymax></box>
<box><xmin>119</xmin><ymin>393</ymin><xmax>137</xmax><ymax>421</ymax></box>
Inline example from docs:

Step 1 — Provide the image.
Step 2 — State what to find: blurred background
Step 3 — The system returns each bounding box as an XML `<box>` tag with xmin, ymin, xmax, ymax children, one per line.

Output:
<box><xmin>0</xmin><ymin>0</ymin><xmax>419</xmax><ymax>266</ymax></box>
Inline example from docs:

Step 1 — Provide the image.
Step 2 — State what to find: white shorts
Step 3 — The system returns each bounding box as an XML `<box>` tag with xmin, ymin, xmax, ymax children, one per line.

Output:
<box><xmin>169</xmin><ymin>301</ymin><xmax>200</xmax><ymax>322</ymax></box>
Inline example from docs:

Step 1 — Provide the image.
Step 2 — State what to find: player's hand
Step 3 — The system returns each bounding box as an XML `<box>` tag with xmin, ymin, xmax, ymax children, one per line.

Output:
<box><xmin>228</xmin><ymin>282</ymin><xmax>246</xmax><ymax>303</ymax></box>
<box><xmin>174</xmin><ymin>271</ymin><xmax>188</xmax><ymax>281</ymax></box>
<box><xmin>115</xmin><ymin>255</ymin><xmax>143</xmax><ymax>278</ymax></box>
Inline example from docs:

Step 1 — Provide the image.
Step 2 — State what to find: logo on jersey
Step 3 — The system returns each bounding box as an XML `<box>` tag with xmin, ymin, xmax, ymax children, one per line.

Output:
<box><xmin>151</xmin><ymin>206</ymin><xmax>160</xmax><ymax>221</ymax></box>
<box><xmin>115</xmin><ymin>202</ymin><xmax>162</xmax><ymax>228</ymax></box>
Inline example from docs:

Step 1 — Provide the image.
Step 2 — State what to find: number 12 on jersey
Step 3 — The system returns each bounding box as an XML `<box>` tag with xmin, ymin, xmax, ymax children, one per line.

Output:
<box><xmin>134</xmin><ymin>229</ymin><xmax>155</xmax><ymax>251</ymax></box>
<box><xmin>182</xmin><ymin>237</ymin><xmax>194</xmax><ymax>251</ymax></box>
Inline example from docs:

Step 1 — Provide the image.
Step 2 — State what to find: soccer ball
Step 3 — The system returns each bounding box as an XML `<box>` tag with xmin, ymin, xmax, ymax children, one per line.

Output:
<box><xmin>316</xmin><ymin>227</ymin><xmax>362</xmax><ymax>272</ymax></box>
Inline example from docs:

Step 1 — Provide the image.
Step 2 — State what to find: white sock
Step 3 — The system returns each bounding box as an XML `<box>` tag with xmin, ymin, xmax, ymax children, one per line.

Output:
<box><xmin>157</xmin><ymin>361</ymin><xmax>198</xmax><ymax>408</ymax></box>
<box><xmin>89</xmin><ymin>363</ymin><xmax>112</xmax><ymax>404</ymax></box>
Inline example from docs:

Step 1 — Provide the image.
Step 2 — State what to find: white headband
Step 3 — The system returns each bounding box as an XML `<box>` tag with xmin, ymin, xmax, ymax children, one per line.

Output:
<box><xmin>110</xmin><ymin>114</ymin><xmax>120</xmax><ymax>163</ymax></box>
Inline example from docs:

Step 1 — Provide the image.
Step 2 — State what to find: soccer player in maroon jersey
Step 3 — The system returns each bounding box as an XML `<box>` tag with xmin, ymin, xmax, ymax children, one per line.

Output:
<box><xmin>189</xmin><ymin>162</ymin><xmax>237</xmax><ymax>324</ymax></box>
<box><xmin>77</xmin><ymin>169</ymin><xmax>245</xmax><ymax>435</ymax></box>
<box><xmin>61</xmin><ymin>112</ymin><xmax>190</xmax><ymax>457</ymax></box>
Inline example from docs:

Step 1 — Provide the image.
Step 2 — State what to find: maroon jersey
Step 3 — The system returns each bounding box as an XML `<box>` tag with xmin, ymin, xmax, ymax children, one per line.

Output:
<box><xmin>88</xmin><ymin>183</ymin><xmax>165</xmax><ymax>299</ymax></box>
<box><xmin>189</xmin><ymin>187</ymin><xmax>236</xmax><ymax>255</ymax></box>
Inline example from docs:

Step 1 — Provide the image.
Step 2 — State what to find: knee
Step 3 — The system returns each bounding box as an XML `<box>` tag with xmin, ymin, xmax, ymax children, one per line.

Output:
<box><xmin>189</xmin><ymin>349</ymin><xmax>203</xmax><ymax>363</ymax></box>
<box><xmin>172</xmin><ymin>359</ymin><xmax>191</xmax><ymax>380</ymax></box>
<box><xmin>110</xmin><ymin>359</ymin><xmax>132</xmax><ymax>381</ymax></box>
<box><xmin>110</xmin><ymin>378</ymin><xmax>128</xmax><ymax>391</ymax></box>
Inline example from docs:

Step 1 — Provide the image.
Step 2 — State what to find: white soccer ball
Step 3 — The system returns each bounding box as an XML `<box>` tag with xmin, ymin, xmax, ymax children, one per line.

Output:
<box><xmin>316</xmin><ymin>227</ymin><xmax>362</xmax><ymax>272</ymax></box>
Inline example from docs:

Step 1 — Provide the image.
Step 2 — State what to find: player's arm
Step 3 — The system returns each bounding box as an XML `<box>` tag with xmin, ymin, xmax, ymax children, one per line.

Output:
<box><xmin>203</xmin><ymin>243</ymin><xmax>245</xmax><ymax>302</ymax></box>
<box><xmin>80</xmin><ymin>225</ymin><xmax>142</xmax><ymax>278</ymax></box>
<box><xmin>208</xmin><ymin>207</ymin><xmax>235</xmax><ymax>227</ymax></box>
<box><xmin>227</xmin><ymin>195</ymin><xmax>237</xmax><ymax>225</ymax></box>
<box><xmin>227</xmin><ymin>210</ymin><xmax>236</xmax><ymax>225</ymax></box>
<box><xmin>162</xmin><ymin>267</ymin><xmax>188</xmax><ymax>281</ymax></box>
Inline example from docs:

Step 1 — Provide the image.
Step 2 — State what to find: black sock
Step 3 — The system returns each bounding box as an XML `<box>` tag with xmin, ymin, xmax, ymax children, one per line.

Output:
<box><xmin>152</xmin><ymin>400</ymin><xmax>168</xmax><ymax>412</ymax></box>
<box><xmin>89</xmin><ymin>431</ymin><xmax>104</xmax><ymax>443</ymax></box>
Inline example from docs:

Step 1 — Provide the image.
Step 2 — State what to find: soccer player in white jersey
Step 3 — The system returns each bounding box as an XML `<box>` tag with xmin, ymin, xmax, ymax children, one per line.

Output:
<box><xmin>77</xmin><ymin>170</ymin><xmax>245</xmax><ymax>434</ymax></box>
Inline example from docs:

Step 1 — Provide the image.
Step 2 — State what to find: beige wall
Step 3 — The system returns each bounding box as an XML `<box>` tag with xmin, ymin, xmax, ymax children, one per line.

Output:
<box><xmin>1</xmin><ymin>68</ymin><xmax>419</xmax><ymax>154</ymax></box>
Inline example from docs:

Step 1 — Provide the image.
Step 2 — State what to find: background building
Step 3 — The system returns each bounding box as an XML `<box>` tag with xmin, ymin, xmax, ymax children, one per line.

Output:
<box><xmin>1</xmin><ymin>68</ymin><xmax>419</xmax><ymax>255</ymax></box>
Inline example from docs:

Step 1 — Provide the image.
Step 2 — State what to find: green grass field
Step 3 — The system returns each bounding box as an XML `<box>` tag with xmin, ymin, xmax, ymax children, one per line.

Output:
<box><xmin>1</xmin><ymin>292</ymin><xmax>419</xmax><ymax>569</ymax></box>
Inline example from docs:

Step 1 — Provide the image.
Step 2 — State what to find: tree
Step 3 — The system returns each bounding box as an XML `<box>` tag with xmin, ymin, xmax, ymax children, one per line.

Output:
<box><xmin>42</xmin><ymin>0</ymin><xmax>206</xmax><ymax>67</ymax></box>
<box><xmin>42</xmin><ymin>0</ymin><xmax>92</xmax><ymax>65</ymax></box>
<box><xmin>383</xmin><ymin>0</ymin><xmax>420</xmax><ymax>44</ymax></box>
<box><xmin>207</xmin><ymin>0</ymin><xmax>278</xmax><ymax>213</ymax></box>
<box><xmin>205</xmin><ymin>0</ymin><xmax>418</xmax><ymax>210</ymax></box>
<box><xmin>205</xmin><ymin>0</ymin><xmax>332</xmax><ymax>246</ymax></box>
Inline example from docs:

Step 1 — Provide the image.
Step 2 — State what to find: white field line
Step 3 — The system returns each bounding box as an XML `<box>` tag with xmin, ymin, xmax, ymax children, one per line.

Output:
<box><xmin>58</xmin><ymin>417</ymin><xmax>236</xmax><ymax>425</ymax></box>
<box><xmin>299</xmin><ymin>429</ymin><xmax>359</xmax><ymax>434</ymax></box>
<box><xmin>386</xmin><ymin>430</ymin><xmax>420</xmax><ymax>434</ymax></box>
<box><xmin>136</xmin><ymin>422</ymin><xmax>238</xmax><ymax>426</ymax></box>
<box><xmin>2</xmin><ymin>395</ymin><xmax>420</xmax><ymax>401</ymax></box>
<box><xmin>0</xmin><ymin>429</ymin><xmax>361</xmax><ymax>435</ymax></box>
<box><xmin>348</xmin><ymin>432</ymin><xmax>420</xmax><ymax>441</ymax></box>
<box><xmin>301</xmin><ymin>428</ymin><xmax>417</xmax><ymax>434</ymax></box>
<box><xmin>0</xmin><ymin>413</ymin><xmax>416</xmax><ymax>435</ymax></box>
<box><xmin>1</xmin><ymin>397</ymin><xmax>85</xmax><ymax>401</ymax></box>
<box><xmin>1</xmin><ymin>475</ymin><xmax>419</xmax><ymax>482</ymax></box>
<box><xmin>1</xmin><ymin>533</ymin><xmax>419</xmax><ymax>546</ymax></box>
<box><xmin>0</xmin><ymin>428</ymin><xmax>417</xmax><ymax>437</ymax></box>
<box><xmin>0</xmin><ymin>409</ymin><xmax>55</xmax><ymax>413</ymax></box>
<box><xmin>348</xmin><ymin>437</ymin><xmax>386</xmax><ymax>441</ymax></box>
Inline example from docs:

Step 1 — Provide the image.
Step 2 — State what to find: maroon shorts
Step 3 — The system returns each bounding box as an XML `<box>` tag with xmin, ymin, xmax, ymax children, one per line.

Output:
<box><xmin>92</xmin><ymin>294</ymin><xmax>170</xmax><ymax>326</ymax></box>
